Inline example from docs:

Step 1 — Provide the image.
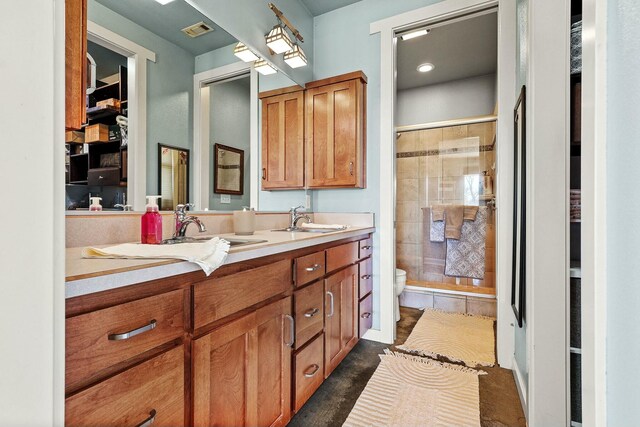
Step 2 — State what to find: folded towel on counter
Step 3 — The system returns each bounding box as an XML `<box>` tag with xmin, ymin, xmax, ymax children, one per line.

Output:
<box><xmin>445</xmin><ymin>207</ymin><xmax>487</xmax><ymax>280</ymax></box>
<box><xmin>300</xmin><ymin>223</ymin><xmax>348</xmax><ymax>231</ymax></box>
<box><xmin>82</xmin><ymin>237</ymin><xmax>230</xmax><ymax>276</ymax></box>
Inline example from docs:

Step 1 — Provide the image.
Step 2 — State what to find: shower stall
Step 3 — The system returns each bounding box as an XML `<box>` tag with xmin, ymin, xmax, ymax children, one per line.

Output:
<box><xmin>395</xmin><ymin>116</ymin><xmax>497</xmax><ymax>297</ymax></box>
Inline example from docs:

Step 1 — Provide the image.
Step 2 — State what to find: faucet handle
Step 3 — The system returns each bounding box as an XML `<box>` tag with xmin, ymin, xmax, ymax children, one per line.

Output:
<box><xmin>291</xmin><ymin>205</ymin><xmax>305</xmax><ymax>214</ymax></box>
<box><xmin>175</xmin><ymin>203</ymin><xmax>194</xmax><ymax>214</ymax></box>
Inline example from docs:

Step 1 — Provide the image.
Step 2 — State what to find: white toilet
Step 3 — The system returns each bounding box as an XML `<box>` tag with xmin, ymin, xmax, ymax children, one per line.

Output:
<box><xmin>395</xmin><ymin>268</ymin><xmax>407</xmax><ymax>321</ymax></box>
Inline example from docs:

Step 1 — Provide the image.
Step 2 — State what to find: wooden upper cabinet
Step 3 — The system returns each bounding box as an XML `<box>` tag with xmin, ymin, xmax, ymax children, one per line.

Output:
<box><xmin>192</xmin><ymin>297</ymin><xmax>292</xmax><ymax>427</ymax></box>
<box><xmin>260</xmin><ymin>87</ymin><xmax>305</xmax><ymax>190</ymax></box>
<box><xmin>65</xmin><ymin>0</ymin><xmax>87</xmax><ymax>130</ymax></box>
<box><xmin>305</xmin><ymin>72</ymin><xmax>367</xmax><ymax>189</ymax></box>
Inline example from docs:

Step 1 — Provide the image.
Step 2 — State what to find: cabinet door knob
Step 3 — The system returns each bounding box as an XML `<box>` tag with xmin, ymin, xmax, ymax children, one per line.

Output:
<box><xmin>108</xmin><ymin>319</ymin><xmax>156</xmax><ymax>341</ymax></box>
<box><xmin>136</xmin><ymin>409</ymin><xmax>156</xmax><ymax>427</ymax></box>
<box><xmin>304</xmin><ymin>308</ymin><xmax>320</xmax><ymax>318</ymax></box>
<box><xmin>305</xmin><ymin>264</ymin><xmax>321</xmax><ymax>272</ymax></box>
<box><xmin>361</xmin><ymin>312</ymin><xmax>371</xmax><ymax>319</ymax></box>
<box><xmin>303</xmin><ymin>364</ymin><xmax>320</xmax><ymax>378</ymax></box>
<box><xmin>361</xmin><ymin>274</ymin><xmax>372</xmax><ymax>280</ymax></box>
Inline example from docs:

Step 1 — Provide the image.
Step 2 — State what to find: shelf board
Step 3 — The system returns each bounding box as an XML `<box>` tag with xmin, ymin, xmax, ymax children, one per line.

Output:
<box><xmin>68</xmin><ymin>180</ymin><xmax>88</xmax><ymax>185</ymax></box>
<box><xmin>70</xmin><ymin>153</ymin><xmax>88</xmax><ymax>158</ymax></box>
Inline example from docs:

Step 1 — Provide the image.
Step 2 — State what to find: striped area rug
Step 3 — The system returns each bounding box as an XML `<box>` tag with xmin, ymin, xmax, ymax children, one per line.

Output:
<box><xmin>397</xmin><ymin>308</ymin><xmax>496</xmax><ymax>367</ymax></box>
<box><xmin>343</xmin><ymin>350</ymin><xmax>484</xmax><ymax>427</ymax></box>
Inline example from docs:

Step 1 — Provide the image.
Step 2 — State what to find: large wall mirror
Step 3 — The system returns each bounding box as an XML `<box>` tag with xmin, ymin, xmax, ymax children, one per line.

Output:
<box><xmin>65</xmin><ymin>0</ymin><xmax>302</xmax><ymax>213</ymax></box>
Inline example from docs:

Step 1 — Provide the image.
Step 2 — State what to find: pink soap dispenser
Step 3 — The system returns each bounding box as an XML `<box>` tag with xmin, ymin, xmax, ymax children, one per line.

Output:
<box><xmin>141</xmin><ymin>196</ymin><xmax>163</xmax><ymax>244</ymax></box>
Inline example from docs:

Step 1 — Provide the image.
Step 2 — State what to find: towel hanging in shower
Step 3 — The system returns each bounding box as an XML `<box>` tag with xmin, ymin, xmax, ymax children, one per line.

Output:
<box><xmin>444</xmin><ymin>206</ymin><xmax>487</xmax><ymax>280</ymax></box>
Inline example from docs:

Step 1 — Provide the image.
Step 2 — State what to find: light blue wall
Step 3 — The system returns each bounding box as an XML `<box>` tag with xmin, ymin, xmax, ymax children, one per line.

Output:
<box><xmin>513</xmin><ymin>0</ymin><xmax>529</xmax><ymax>389</ymax></box>
<box><xmin>88</xmin><ymin>0</ymin><xmax>195</xmax><ymax>200</ymax></box>
<box><xmin>312</xmin><ymin>0</ymin><xmax>447</xmax><ymax>329</ymax></box>
<box><xmin>607</xmin><ymin>0</ymin><xmax>640</xmax><ymax>424</ymax></box>
<box><xmin>195</xmin><ymin>43</ymin><xmax>238</xmax><ymax>74</ymax></box>
<box><xmin>209</xmin><ymin>77</ymin><xmax>251</xmax><ymax>211</ymax></box>
<box><xmin>188</xmin><ymin>0</ymin><xmax>314</xmax><ymax>86</ymax></box>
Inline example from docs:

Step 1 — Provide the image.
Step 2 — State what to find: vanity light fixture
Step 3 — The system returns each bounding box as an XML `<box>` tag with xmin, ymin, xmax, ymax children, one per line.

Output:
<box><xmin>401</xmin><ymin>29</ymin><xmax>430</xmax><ymax>40</ymax></box>
<box><xmin>417</xmin><ymin>63</ymin><xmax>435</xmax><ymax>73</ymax></box>
<box><xmin>233</xmin><ymin>42</ymin><xmax>259</xmax><ymax>62</ymax></box>
<box><xmin>265</xmin><ymin>25</ymin><xmax>294</xmax><ymax>54</ymax></box>
<box><xmin>254</xmin><ymin>59</ymin><xmax>277</xmax><ymax>75</ymax></box>
<box><xmin>154</xmin><ymin>0</ymin><xmax>175</xmax><ymax>5</ymax></box>
<box><xmin>284</xmin><ymin>44</ymin><xmax>307</xmax><ymax>68</ymax></box>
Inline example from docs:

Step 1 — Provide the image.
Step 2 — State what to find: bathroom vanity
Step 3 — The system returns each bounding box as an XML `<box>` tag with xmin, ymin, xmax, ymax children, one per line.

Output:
<box><xmin>64</xmin><ymin>228</ymin><xmax>374</xmax><ymax>426</ymax></box>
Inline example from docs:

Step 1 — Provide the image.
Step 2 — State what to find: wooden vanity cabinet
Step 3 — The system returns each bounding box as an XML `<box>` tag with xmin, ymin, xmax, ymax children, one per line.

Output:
<box><xmin>65</xmin><ymin>0</ymin><xmax>87</xmax><ymax>130</ymax></box>
<box><xmin>260</xmin><ymin>86</ymin><xmax>305</xmax><ymax>190</ymax></box>
<box><xmin>324</xmin><ymin>264</ymin><xmax>359</xmax><ymax>377</ymax></box>
<box><xmin>305</xmin><ymin>72</ymin><xmax>367</xmax><ymax>189</ymax></box>
<box><xmin>192</xmin><ymin>297</ymin><xmax>292</xmax><ymax>427</ymax></box>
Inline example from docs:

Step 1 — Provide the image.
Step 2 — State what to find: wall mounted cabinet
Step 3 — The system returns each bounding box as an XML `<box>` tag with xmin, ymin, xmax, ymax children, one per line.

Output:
<box><xmin>65</xmin><ymin>0</ymin><xmax>87</xmax><ymax>130</ymax></box>
<box><xmin>306</xmin><ymin>72</ymin><xmax>367</xmax><ymax>189</ymax></box>
<box><xmin>259</xmin><ymin>71</ymin><xmax>367</xmax><ymax>191</ymax></box>
<box><xmin>260</xmin><ymin>87</ymin><xmax>305</xmax><ymax>190</ymax></box>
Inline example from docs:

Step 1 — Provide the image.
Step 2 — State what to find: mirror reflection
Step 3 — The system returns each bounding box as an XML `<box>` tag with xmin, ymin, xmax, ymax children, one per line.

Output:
<box><xmin>214</xmin><ymin>144</ymin><xmax>244</xmax><ymax>196</ymax></box>
<box><xmin>158</xmin><ymin>144</ymin><xmax>189</xmax><ymax>211</ymax></box>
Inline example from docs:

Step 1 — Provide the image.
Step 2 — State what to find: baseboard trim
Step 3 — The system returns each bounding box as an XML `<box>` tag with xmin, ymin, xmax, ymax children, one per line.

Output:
<box><xmin>512</xmin><ymin>356</ymin><xmax>528</xmax><ymax>417</ymax></box>
<box><xmin>405</xmin><ymin>285</ymin><xmax>496</xmax><ymax>299</ymax></box>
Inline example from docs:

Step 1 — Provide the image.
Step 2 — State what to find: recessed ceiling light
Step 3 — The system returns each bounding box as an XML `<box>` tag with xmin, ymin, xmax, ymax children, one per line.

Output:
<box><xmin>154</xmin><ymin>0</ymin><xmax>175</xmax><ymax>5</ymax></box>
<box><xmin>401</xmin><ymin>29</ymin><xmax>430</xmax><ymax>41</ymax></box>
<box><xmin>417</xmin><ymin>63</ymin><xmax>435</xmax><ymax>73</ymax></box>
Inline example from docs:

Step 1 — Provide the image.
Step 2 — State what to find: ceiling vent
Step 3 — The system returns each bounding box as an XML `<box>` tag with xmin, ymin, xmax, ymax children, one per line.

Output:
<box><xmin>181</xmin><ymin>21</ymin><xmax>214</xmax><ymax>38</ymax></box>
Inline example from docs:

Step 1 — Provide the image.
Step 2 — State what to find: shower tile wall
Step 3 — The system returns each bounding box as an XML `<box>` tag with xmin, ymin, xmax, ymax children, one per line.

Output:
<box><xmin>396</xmin><ymin>122</ymin><xmax>496</xmax><ymax>291</ymax></box>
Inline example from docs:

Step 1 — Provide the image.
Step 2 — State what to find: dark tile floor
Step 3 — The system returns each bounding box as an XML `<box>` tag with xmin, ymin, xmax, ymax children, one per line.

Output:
<box><xmin>288</xmin><ymin>307</ymin><xmax>527</xmax><ymax>427</ymax></box>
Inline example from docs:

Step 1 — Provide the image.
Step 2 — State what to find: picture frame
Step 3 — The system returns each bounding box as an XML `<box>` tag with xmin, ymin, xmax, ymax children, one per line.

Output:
<box><xmin>213</xmin><ymin>143</ymin><xmax>244</xmax><ymax>195</ymax></box>
<box><xmin>511</xmin><ymin>85</ymin><xmax>526</xmax><ymax>327</ymax></box>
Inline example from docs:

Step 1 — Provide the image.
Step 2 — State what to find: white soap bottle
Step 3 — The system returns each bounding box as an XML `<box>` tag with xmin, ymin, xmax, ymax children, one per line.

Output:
<box><xmin>89</xmin><ymin>197</ymin><xmax>103</xmax><ymax>211</ymax></box>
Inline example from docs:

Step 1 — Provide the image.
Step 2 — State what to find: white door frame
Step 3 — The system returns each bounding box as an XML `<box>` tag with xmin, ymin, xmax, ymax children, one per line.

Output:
<box><xmin>87</xmin><ymin>21</ymin><xmax>156</xmax><ymax>211</ymax></box>
<box><xmin>370</xmin><ymin>0</ymin><xmax>515</xmax><ymax>356</ymax></box>
<box><xmin>193</xmin><ymin>62</ymin><xmax>259</xmax><ymax>211</ymax></box>
<box><xmin>580</xmin><ymin>0</ymin><xmax>608</xmax><ymax>424</ymax></box>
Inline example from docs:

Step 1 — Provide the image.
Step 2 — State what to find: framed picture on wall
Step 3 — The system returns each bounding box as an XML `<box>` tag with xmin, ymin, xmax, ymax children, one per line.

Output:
<box><xmin>512</xmin><ymin>85</ymin><xmax>526</xmax><ymax>327</ymax></box>
<box><xmin>213</xmin><ymin>143</ymin><xmax>244</xmax><ymax>195</ymax></box>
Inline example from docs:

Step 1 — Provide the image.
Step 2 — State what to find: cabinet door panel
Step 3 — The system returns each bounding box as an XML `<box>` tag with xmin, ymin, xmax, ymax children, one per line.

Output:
<box><xmin>340</xmin><ymin>265</ymin><xmax>358</xmax><ymax>348</ymax></box>
<box><xmin>261</xmin><ymin>91</ymin><xmax>304</xmax><ymax>189</ymax></box>
<box><xmin>193</xmin><ymin>297</ymin><xmax>291</xmax><ymax>427</ymax></box>
<box><xmin>324</xmin><ymin>275</ymin><xmax>342</xmax><ymax>375</ymax></box>
<box><xmin>65</xmin><ymin>0</ymin><xmax>87</xmax><ymax>130</ymax></box>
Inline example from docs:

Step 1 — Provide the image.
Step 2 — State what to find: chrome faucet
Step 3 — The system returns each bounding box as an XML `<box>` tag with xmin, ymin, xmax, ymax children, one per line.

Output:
<box><xmin>289</xmin><ymin>205</ymin><xmax>311</xmax><ymax>229</ymax></box>
<box><xmin>174</xmin><ymin>204</ymin><xmax>206</xmax><ymax>238</ymax></box>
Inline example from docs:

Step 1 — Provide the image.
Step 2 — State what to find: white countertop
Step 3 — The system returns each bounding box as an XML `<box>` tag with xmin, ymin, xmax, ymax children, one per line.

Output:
<box><xmin>66</xmin><ymin>227</ymin><xmax>375</xmax><ymax>299</ymax></box>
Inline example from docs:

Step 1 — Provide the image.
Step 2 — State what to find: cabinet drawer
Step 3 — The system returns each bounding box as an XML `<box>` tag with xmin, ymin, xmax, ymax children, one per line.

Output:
<box><xmin>294</xmin><ymin>280</ymin><xmax>324</xmax><ymax>349</ymax></box>
<box><xmin>358</xmin><ymin>257</ymin><xmax>373</xmax><ymax>299</ymax></box>
<box><xmin>295</xmin><ymin>251</ymin><xmax>325</xmax><ymax>287</ymax></box>
<box><xmin>359</xmin><ymin>293</ymin><xmax>373</xmax><ymax>338</ymax></box>
<box><xmin>326</xmin><ymin>241</ymin><xmax>358</xmax><ymax>273</ymax></box>
<box><xmin>88</xmin><ymin>167</ymin><xmax>120</xmax><ymax>186</ymax></box>
<box><xmin>294</xmin><ymin>333</ymin><xmax>324</xmax><ymax>413</ymax></box>
<box><xmin>66</xmin><ymin>289</ymin><xmax>185</xmax><ymax>391</ymax></box>
<box><xmin>358</xmin><ymin>237</ymin><xmax>373</xmax><ymax>260</ymax></box>
<box><xmin>66</xmin><ymin>346</ymin><xmax>185</xmax><ymax>427</ymax></box>
<box><xmin>194</xmin><ymin>259</ymin><xmax>291</xmax><ymax>329</ymax></box>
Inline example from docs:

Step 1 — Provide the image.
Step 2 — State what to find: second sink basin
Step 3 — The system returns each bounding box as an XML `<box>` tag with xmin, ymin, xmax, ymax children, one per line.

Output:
<box><xmin>271</xmin><ymin>227</ymin><xmax>336</xmax><ymax>234</ymax></box>
<box><xmin>162</xmin><ymin>236</ymin><xmax>268</xmax><ymax>247</ymax></box>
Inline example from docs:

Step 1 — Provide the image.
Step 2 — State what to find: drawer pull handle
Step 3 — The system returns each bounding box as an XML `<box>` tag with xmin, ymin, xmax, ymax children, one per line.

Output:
<box><xmin>326</xmin><ymin>291</ymin><xmax>335</xmax><ymax>317</ymax></box>
<box><xmin>136</xmin><ymin>409</ymin><xmax>156</xmax><ymax>427</ymax></box>
<box><xmin>284</xmin><ymin>314</ymin><xmax>295</xmax><ymax>348</ymax></box>
<box><xmin>361</xmin><ymin>245</ymin><xmax>372</xmax><ymax>250</ymax></box>
<box><xmin>349</xmin><ymin>161</ymin><xmax>354</xmax><ymax>176</ymax></box>
<box><xmin>108</xmin><ymin>319</ymin><xmax>156</xmax><ymax>341</ymax></box>
<box><xmin>304</xmin><ymin>364</ymin><xmax>320</xmax><ymax>378</ymax></box>
<box><xmin>304</xmin><ymin>308</ymin><xmax>320</xmax><ymax>318</ymax></box>
<box><xmin>361</xmin><ymin>312</ymin><xmax>371</xmax><ymax>319</ymax></box>
<box><xmin>305</xmin><ymin>264</ymin><xmax>321</xmax><ymax>272</ymax></box>
<box><xmin>361</xmin><ymin>274</ymin><xmax>372</xmax><ymax>280</ymax></box>
<box><xmin>262</xmin><ymin>168</ymin><xmax>266</xmax><ymax>180</ymax></box>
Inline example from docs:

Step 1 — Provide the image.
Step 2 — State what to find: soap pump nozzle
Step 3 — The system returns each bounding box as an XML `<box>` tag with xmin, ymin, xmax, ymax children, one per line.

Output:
<box><xmin>145</xmin><ymin>195</ymin><xmax>161</xmax><ymax>212</ymax></box>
